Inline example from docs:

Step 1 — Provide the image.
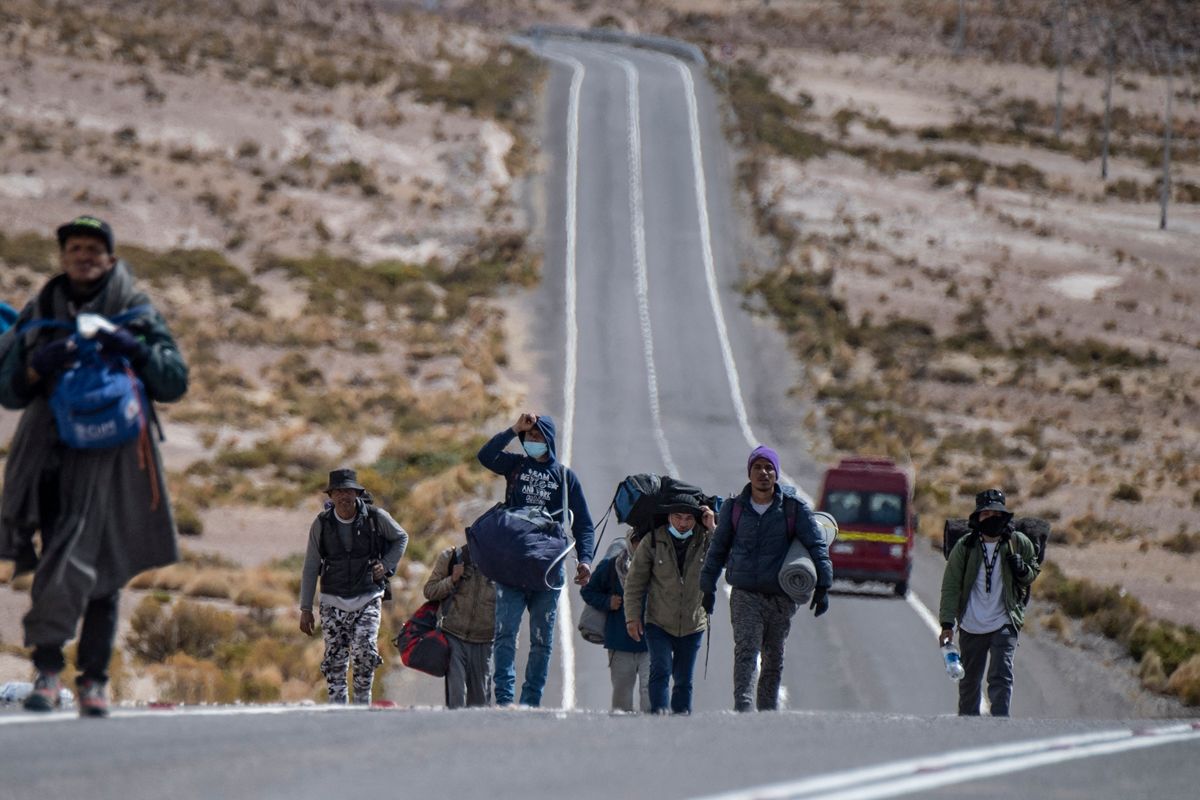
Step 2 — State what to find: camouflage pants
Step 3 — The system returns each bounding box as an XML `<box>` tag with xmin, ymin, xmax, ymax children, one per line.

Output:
<box><xmin>320</xmin><ymin>598</ymin><xmax>383</xmax><ymax>704</ymax></box>
<box><xmin>730</xmin><ymin>588</ymin><xmax>797</xmax><ymax>712</ymax></box>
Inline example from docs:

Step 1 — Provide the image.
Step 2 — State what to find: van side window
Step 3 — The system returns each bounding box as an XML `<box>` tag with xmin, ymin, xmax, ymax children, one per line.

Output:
<box><xmin>825</xmin><ymin>491</ymin><xmax>862</xmax><ymax>525</ymax></box>
<box><xmin>868</xmin><ymin>493</ymin><xmax>904</xmax><ymax>526</ymax></box>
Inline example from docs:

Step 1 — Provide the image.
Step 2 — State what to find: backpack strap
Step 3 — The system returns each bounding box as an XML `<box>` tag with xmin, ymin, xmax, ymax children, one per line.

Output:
<box><xmin>730</xmin><ymin>498</ymin><xmax>742</xmax><ymax>531</ymax></box>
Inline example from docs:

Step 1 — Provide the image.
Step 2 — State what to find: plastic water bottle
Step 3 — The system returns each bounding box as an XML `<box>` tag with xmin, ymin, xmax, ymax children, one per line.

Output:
<box><xmin>942</xmin><ymin>643</ymin><xmax>965</xmax><ymax>681</ymax></box>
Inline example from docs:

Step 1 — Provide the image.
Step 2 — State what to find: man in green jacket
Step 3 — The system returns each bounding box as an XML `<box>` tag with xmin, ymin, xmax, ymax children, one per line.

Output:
<box><xmin>0</xmin><ymin>216</ymin><xmax>189</xmax><ymax>717</ymax></box>
<box><xmin>938</xmin><ymin>489</ymin><xmax>1040</xmax><ymax>716</ymax></box>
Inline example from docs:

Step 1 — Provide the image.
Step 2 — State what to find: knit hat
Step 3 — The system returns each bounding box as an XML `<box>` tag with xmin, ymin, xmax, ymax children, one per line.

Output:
<box><xmin>747</xmin><ymin>444</ymin><xmax>781</xmax><ymax>477</ymax></box>
<box><xmin>661</xmin><ymin>491</ymin><xmax>702</xmax><ymax>517</ymax></box>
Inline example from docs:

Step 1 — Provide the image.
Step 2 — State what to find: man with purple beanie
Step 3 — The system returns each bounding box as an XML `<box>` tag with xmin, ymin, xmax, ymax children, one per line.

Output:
<box><xmin>700</xmin><ymin>445</ymin><xmax>833</xmax><ymax>711</ymax></box>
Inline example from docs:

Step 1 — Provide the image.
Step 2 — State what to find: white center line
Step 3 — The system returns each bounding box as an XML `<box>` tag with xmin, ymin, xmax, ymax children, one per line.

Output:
<box><xmin>614</xmin><ymin>54</ymin><xmax>678</xmax><ymax>477</ymax></box>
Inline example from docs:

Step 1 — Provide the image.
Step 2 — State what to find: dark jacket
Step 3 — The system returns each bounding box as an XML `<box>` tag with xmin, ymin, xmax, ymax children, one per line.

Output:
<box><xmin>423</xmin><ymin>544</ymin><xmax>496</xmax><ymax>644</ymax></box>
<box><xmin>939</xmin><ymin>527</ymin><xmax>1040</xmax><ymax>631</ymax></box>
<box><xmin>0</xmin><ymin>262</ymin><xmax>188</xmax><ymax>645</ymax></box>
<box><xmin>299</xmin><ymin>500</ymin><xmax>407</xmax><ymax>608</ymax></box>
<box><xmin>581</xmin><ymin>545</ymin><xmax>646</xmax><ymax>653</ymax></box>
<box><xmin>476</xmin><ymin>415</ymin><xmax>595</xmax><ymax>565</ymax></box>
<box><xmin>700</xmin><ymin>484</ymin><xmax>834</xmax><ymax>596</ymax></box>
<box><xmin>625</xmin><ymin>524</ymin><xmax>712</xmax><ymax>638</ymax></box>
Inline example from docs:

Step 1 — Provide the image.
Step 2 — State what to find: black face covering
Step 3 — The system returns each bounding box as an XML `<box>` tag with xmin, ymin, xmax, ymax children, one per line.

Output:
<box><xmin>977</xmin><ymin>516</ymin><xmax>1008</xmax><ymax>537</ymax></box>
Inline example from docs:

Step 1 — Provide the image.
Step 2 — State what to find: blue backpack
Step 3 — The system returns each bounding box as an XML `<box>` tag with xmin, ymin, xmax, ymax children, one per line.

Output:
<box><xmin>21</xmin><ymin>307</ymin><xmax>152</xmax><ymax>450</ymax></box>
<box><xmin>0</xmin><ymin>303</ymin><xmax>17</xmax><ymax>334</ymax></box>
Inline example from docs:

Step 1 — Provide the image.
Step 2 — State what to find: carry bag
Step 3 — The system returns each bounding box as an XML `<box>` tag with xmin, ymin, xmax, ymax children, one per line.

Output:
<box><xmin>577</xmin><ymin>602</ymin><xmax>607</xmax><ymax>645</ymax></box>
<box><xmin>393</xmin><ymin>600</ymin><xmax>451</xmax><ymax>677</ymax></box>
<box><xmin>20</xmin><ymin>307</ymin><xmax>153</xmax><ymax>450</ymax></box>
<box><xmin>467</xmin><ymin>502</ymin><xmax>570</xmax><ymax>591</ymax></box>
<box><xmin>0</xmin><ymin>302</ymin><xmax>17</xmax><ymax>334</ymax></box>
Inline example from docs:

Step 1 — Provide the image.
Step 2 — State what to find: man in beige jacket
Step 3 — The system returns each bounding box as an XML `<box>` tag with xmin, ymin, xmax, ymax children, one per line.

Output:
<box><xmin>424</xmin><ymin>543</ymin><xmax>496</xmax><ymax>708</ymax></box>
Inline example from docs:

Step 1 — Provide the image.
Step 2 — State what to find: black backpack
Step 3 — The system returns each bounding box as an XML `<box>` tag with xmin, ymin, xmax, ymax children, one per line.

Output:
<box><xmin>611</xmin><ymin>473</ymin><xmax>716</xmax><ymax>535</ymax></box>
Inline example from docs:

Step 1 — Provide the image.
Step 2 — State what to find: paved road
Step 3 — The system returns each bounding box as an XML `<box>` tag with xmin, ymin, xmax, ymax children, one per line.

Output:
<box><xmin>1</xmin><ymin>34</ymin><xmax>1197</xmax><ymax>800</ymax></box>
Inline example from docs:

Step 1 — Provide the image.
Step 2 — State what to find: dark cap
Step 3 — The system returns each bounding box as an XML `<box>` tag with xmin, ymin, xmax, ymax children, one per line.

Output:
<box><xmin>57</xmin><ymin>215</ymin><xmax>114</xmax><ymax>254</ymax></box>
<box><xmin>325</xmin><ymin>468</ymin><xmax>365</xmax><ymax>494</ymax></box>
<box><xmin>969</xmin><ymin>488</ymin><xmax>1012</xmax><ymax>522</ymax></box>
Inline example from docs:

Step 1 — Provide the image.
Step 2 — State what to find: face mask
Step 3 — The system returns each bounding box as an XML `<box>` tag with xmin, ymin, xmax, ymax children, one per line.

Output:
<box><xmin>523</xmin><ymin>440</ymin><xmax>548</xmax><ymax>459</ymax></box>
<box><xmin>668</xmin><ymin>525</ymin><xmax>694</xmax><ymax>540</ymax></box>
<box><xmin>977</xmin><ymin>517</ymin><xmax>1008</xmax><ymax>537</ymax></box>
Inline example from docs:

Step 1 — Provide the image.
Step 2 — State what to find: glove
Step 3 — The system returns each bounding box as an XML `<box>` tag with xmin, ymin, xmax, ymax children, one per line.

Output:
<box><xmin>701</xmin><ymin>591</ymin><xmax>715</xmax><ymax>616</ymax></box>
<box><xmin>1006</xmin><ymin>552</ymin><xmax>1029</xmax><ymax>579</ymax></box>
<box><xmin>30</xmin><ymin>338</ymin><xmax>76</xmax><ymax>378</ymax></box>
<box><xmin>96</xmin><ymin>326</ymin><xmax>149</xmax><ymax>365</ymax></box>
<box><xmin>809</xmin><ymin>586</ymin><xmax>829</xmax><ymax>618</ymax></box>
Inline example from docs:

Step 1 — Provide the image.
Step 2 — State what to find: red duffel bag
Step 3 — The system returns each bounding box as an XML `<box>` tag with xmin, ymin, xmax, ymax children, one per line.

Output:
<box><xmin>392</xmin><ymin>600</ymin><xmax>451</xmax><ymax>677</ymax></box>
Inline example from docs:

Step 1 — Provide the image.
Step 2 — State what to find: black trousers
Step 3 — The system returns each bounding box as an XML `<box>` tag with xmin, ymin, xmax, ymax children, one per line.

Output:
<box><xmin>31</xmin><ymin>590</ymin><xmax>120</xmax><ymax>684</ymax></box>
<box><xmin>958</xmin><ymin>626</ymin><xmax>1018</xmax><ymax>716</ymax></box>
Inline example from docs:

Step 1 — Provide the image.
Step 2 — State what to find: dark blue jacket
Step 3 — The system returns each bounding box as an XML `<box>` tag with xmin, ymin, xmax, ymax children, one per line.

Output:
<box><xmin>700</xmin><ymin>484</ymin><xmax>833</xmax><ymax>596</ymax></box>
<box><xmin>580</xmin><ymin>552</ymin><xmax>646</xmax><ymax>653</ymax></box>
<box><xmin>477</xmin><ymin>415</ymin><xmax>595</xmax><ymax>565</ymax></box>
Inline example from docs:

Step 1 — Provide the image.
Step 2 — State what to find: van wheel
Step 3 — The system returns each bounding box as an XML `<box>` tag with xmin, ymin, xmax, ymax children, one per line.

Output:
<box><xmin>893</xmin><ymin>581</ymin><xmax>908</xmax><ymax>597</ymax></box>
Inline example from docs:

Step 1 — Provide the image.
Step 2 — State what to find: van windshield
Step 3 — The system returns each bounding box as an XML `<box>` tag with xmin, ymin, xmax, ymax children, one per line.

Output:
<box><xmin>823</xmin><ymin>490</ymin><xmax>905</xmax><ymax>527</ymax></box>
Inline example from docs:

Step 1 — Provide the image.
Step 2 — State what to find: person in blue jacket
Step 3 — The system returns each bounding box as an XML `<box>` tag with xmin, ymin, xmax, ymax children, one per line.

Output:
<box><xmin>581</xmin><ymin>530</ymin><xmax>649</xmax><ymax>712</ymax></box>
<box><xmin>700</xmin><ymin>445</ymin><xmax>833</xmax><ymax>712</ymax></box>
<box><xmin>477</xmin><ymin>411</ymin><xmax>595</xmax><ymax>707</ymax></box>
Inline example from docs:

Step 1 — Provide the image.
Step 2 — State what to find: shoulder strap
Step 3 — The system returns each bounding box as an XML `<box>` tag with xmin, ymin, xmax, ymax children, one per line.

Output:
<box><xmin>316</xmin><ymin>509</ymin><xmax>333</xmax><ymax>560</ymax></box>
<box><xmin>730</xmin><ymin>498</ymin><xmax>742</xmax><ymax>531</ymax></box>
<box><xmin>784</xmin><ymin>496</ymin><xmax>798</xmax><ymax>542</ymax></box>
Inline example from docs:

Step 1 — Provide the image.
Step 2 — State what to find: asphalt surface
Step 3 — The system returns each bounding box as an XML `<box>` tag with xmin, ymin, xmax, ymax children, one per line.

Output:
<box><xmin>1</xmin><ymin>35</ymin><xmax>1197</xmax><ymax>800</ymax></box>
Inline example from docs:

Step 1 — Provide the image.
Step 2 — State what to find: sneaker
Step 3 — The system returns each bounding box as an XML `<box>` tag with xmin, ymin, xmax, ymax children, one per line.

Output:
<box><xmin>77</xmin><ymin>679</ymin><xmax>109</xmax><ymax>718</ymax></box>
<box><xmin>22</xmin><ymin>671</ymin><xmax>61</xmax><ymax>713</ymax></box>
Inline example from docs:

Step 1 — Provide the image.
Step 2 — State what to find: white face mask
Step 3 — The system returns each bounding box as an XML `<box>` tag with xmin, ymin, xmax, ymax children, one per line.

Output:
<box><xmin>668</xmin><ymin>525</ymin><xmax>694</xmax><ymax>540</ymax></box>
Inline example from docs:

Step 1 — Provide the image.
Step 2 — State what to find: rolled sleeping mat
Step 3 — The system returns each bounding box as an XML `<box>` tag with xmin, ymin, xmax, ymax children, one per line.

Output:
<box><xmin>778</xmin><ymin>511</ymin><xmax>839</xmax><ymax>604</ymax></box>
<box><xmin>778</xmin><ymin>539</ymin><xmax>817</xmax><ymax>604</ymax></box>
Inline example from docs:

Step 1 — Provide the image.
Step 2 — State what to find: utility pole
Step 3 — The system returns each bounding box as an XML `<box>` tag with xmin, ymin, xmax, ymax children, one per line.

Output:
<box><xmin>1054</xmin><ymin>0</ymin><xmax>1067</xmax><ymax>139</ymax></box>
<box><xmin>1160</xmin><ymin>47</ymin><xmax>1175</xmax><ymax>230</ymax></box>
<box><xmin>1101</xmin><ymin>33</ymin><xmax>1114</xmax><ymax>179</ymax></box>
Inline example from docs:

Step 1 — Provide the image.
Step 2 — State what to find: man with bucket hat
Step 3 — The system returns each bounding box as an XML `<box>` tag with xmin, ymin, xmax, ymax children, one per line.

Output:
<box><xmin>939</xmin><ymin>488</ymin><xmax>1040</xmax><ymax>716</ymax></box>
<box><xmin>299</xmin><ymin>468</ymin><xmax>408</xmax><ymax>704</ymax></box>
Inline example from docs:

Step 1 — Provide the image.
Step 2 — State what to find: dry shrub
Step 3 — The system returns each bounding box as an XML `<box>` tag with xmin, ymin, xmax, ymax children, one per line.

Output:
<box><xmin>183</xmin><ymin>570</ymin><xmax>233</xmax><ymax>600</ymax></box>
<box><xmin>1166</xmin><ymin>655</ymin><xmax>1200</xmax><ymax>706</ymax></box>
<box><xmin>151</xmin><ymin>653</ymin><xmax>238</xmax><ymax>704</ymax></box>
<box><xmin>1139</xmin><ymin>651</ymin><xmax>1169</xmax><ymax>693</ymax></box>
<box><xmin>233</xmin><ymin>585</ymin><xmax>293</xmax><ymax>610</ymax></box>
<box><xmin>1041</xmin><ymin>610</ymin><xmax>1071</xmax><ymax>642</ymax></box>
<box><xmin>9</xmin><ymin>572</ymin><xmax>33</xmax><ymax>591</ymax></box>
<box><xmin>129</xmin><ymin>563</ymin><xmax>194</xmax><ymax>592</ymax></box>
<box><xmin>126</xmin><ymin>596</ymin><xmax>238</xmax><ymax>664</ymax></box>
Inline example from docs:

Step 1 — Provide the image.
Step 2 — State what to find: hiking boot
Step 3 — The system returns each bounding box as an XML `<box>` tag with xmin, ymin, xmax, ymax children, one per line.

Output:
<box><xmin>77</xmin><ymin>679</ymin><xmax>109</xmax><ymax>718</ymax></box>
<box><xmin>23</xmin><ymin>671</ymin><xmax>62</xmax><ymax>713</ymax></box>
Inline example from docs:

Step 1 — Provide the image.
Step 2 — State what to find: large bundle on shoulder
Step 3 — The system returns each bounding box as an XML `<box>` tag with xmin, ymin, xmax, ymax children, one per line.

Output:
<box><xmin>611</xmin><ymin>473</ymin><xmax>719</xmax><ymax>535</ymax></box>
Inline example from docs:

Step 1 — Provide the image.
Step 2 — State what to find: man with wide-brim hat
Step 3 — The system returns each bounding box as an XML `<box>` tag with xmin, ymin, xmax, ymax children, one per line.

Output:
<box><xmin>939</xmin><ymin>488</ymin><xmax>1040</xmax><ymax>716</ymax></box>
<box><xmin>299</xmin><ymin>468</ymin><xmax>408</xmax><ymax>704</ymax></box>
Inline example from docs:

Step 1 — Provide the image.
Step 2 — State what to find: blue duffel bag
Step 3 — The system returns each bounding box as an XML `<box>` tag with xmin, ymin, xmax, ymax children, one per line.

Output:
<box><xmin>467</xmin><ymin>464</ymin><xmax>574</xmax><ymax>591</ymax></box>
<box><xmin>0</xmin><ymin>302</ymin><xmax>17</xmax><ymax>334</ymax></box>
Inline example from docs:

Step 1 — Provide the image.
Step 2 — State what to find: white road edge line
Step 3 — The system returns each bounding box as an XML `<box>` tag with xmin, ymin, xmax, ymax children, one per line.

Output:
<box><xmin>693</xmin><ymin>723</ymin><xmax>1200</xmax><ymax>800</ymax></box>
<box><xmin>539</xmin><ymin>48</ymin><xmax>585</xmax><ymax>712</ymax></box>
<box><xmin>0</xmin><ymin>704</ymin><xmax>361</xmax><ymax>726</ymax></box>
<box><xmin>614</xmin><ymin>54</ymin><xmax>678</xmax><ymax>476</ymax></box>
<box><xmin>670</xmin><ymin>57</ymin><xmax>810</xmax><ymax>501</ymax></box>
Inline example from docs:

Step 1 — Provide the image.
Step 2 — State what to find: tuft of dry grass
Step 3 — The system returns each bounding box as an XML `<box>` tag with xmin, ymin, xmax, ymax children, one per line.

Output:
<box><xmin>1166</xmin><ymin>655</ymin><xmax>1200</xmax><ymax>706</ymax></box>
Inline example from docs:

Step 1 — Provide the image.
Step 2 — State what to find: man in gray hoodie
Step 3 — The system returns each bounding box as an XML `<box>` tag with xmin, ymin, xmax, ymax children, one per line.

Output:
<box><xmin>299</xmin><ymin>469</ymin><xmax>408</xmax><ymax>704</ymax></box>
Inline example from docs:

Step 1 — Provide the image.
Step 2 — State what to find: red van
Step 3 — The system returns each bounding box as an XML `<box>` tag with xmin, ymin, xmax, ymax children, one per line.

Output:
<box><xmin>817</xmin><ymin>457</ymin><xmax>916</xmax><ymax>596</ymax></box>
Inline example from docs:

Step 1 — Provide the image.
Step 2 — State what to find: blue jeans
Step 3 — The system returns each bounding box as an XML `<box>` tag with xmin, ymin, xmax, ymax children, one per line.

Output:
<box><xmin>645</xmin><ymin>624</ymin><xmax>704</xmax><ymax>714</ymax></box>
<box><xmin>493</xmin><ymin>583</ymin><xmax>559</xmax><ymax>707</ymax></box>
